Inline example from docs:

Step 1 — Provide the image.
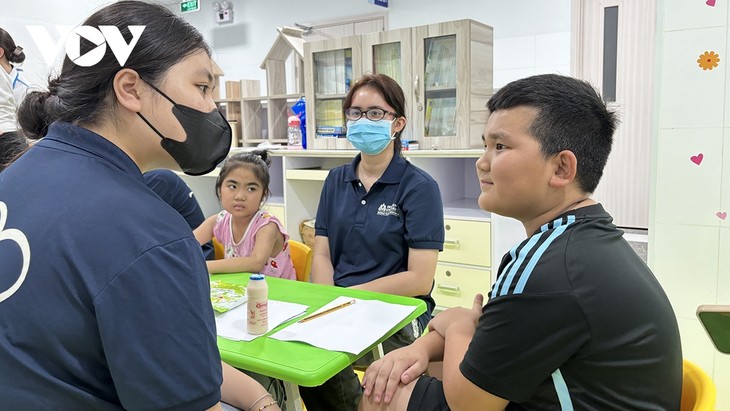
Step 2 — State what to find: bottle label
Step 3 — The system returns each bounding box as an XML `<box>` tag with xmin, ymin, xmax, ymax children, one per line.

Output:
<box><xmin>247</xmin><ymin>298</ymin><xmax>268</xmax><ymax>334</ymax></box>
<box><xmin>247</xmin><ymin>275</ymin><xmax>268</xmax><ymax>334</ymax></box>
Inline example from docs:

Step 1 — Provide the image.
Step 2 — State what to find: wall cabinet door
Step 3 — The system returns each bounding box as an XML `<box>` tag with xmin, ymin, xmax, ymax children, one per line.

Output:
<box><xmin>411</xmin><ymin>20</ymin><xmax>493</xmax><ymax>150</ymax></box>
<box><xmin>361</xmin><ymin>28</ymin><xmax>414</xmax><ymax>142</ymax></box>
<box><xmin>304</xmin><ymin>36</ymin><xmax>363</xmax><ymax>150</ymax></box>
<box><xmin>304</xmin><ymin>19</ymin><xmax>493</xmax><ymax>150</ymax></box>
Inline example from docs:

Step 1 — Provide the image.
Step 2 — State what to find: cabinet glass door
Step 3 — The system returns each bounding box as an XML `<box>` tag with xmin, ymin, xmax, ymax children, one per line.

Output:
<box><xmin>312</xmin><ymin>48</ymin><xmax>352</xmax><ymax>139</ymax></box>
<box><xmin>362</xmin><ymin>28</ymin><xmax>413</xmax><ymax>143</ymax></box>
<box><xmin>372</xmin><ymin>42</ymin><xmax>402</xmax><ymax>83</ymax></box>
<box><xmin>423</xmin><ymin>35</ymin><xmax>457</xmax><ymax>138</ymax></box>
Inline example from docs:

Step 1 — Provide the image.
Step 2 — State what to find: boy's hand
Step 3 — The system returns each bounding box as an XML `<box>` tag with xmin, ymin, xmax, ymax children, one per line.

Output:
<box><xmin>428</xmin><ymin>294</ymin><xmax>484</xmax><ymax>337</ymax></box>
<box><xmin>361</xmin><ymin>344</ymin><xmax>429</xmax><ymax>405</ymax></box>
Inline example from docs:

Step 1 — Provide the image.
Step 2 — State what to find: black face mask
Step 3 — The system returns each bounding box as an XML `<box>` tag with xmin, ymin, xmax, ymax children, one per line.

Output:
<box><xmin>137</xmin><ymin>81</ymin><xmax>231</xmax><ymax>176</ymax></box>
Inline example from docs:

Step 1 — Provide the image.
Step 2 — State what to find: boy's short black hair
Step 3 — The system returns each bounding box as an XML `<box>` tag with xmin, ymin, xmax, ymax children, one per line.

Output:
<box><xmin>487</xmin><ymin>74</ymin><xmax>618</xmax><ymax>193</ymax></box>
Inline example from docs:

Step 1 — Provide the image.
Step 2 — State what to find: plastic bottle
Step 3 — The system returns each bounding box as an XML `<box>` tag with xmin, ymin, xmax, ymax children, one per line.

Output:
<box><xmin>246</xmin><ymin>274</ymin><xmax>268</xmax><ymax>335</ymax></box>
<box><xmin>287</xmin><ymin>115</ymin><xmax>303</xmax><ymax>150</ymax></box>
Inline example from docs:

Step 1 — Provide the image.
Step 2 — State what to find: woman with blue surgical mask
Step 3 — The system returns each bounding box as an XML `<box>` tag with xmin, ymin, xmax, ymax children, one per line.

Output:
<box><xmin>301</xmin><ymin>73</ymin><xmax>445</xmax><ymax>411</ymax></box>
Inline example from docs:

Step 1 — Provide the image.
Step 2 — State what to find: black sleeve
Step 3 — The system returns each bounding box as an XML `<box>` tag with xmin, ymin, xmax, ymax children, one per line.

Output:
<box><xmin>460</xmin><ymin>292</ymin><xmax>589</xmax><ymax>402</ymax></box>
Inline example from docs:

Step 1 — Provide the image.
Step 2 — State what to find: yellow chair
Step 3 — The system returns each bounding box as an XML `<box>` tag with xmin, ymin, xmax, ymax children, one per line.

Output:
<box><xmin>681</xmin><ymin>359</ymin><xmax>716</xmax><ymax>411</ymax></box>
<box><xmin>212</xmin><ymin>237</ymin><xmax>225</xmax><ymax>260</ymax></box>
<box><xmin>288</xmin><ymin>240</ymin><xmax>313</xmax><ymax>282</ymax></box>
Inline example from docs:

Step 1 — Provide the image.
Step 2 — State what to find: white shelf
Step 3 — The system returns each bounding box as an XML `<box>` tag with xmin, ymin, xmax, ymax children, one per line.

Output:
<box><xmin>268</xmin><ymin>149</ymin><xmax>482</xmax><ymax>158</ymax></box>
<box><xmin>443</xmin><ymin>198</ymin><xmax>490</xmax><ymax>221</ymax></box>
<box><xmin>173</xmin><ymin>168</ymin><xmax>221</xmax><ymax>177</ymax></box>
<box><xmin>267</xmin><ymin>196</ymin><xmax>284</xmax><ymax>206</ymax></box>
<box><xmin>285</xmin><ymin>169</ymin><xmax>331</xmax><ymax>181</ymax></box>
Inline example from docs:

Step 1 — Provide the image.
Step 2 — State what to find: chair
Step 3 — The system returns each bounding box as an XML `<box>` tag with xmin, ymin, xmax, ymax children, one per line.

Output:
<box><xmin>212</xmin><ymin>237</ymin><xmax>225</xmax><ymax>260</ymax></box>
<box><xmin>681</xmin><ymin>359</ymin><xmax>716</xmax><ymax>411</ymax></box>
<box><xmin>288</xmin><ymin>240</ymin><xmax>313</xmax><ymax>282</ymax></box>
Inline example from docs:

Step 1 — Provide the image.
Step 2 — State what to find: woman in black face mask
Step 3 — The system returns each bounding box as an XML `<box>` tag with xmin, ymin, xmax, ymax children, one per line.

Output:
<box><xmin>1</xmin><ymin>2</ymin><xmax>277</xmax><ymax>411</ymax></box>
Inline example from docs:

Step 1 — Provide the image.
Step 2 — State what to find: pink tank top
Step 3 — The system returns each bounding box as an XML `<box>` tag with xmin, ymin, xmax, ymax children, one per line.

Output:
<box><xmin>212</xmin><ymin>210</ymin><xmax>296</xmax><ymax>280</ymax></box>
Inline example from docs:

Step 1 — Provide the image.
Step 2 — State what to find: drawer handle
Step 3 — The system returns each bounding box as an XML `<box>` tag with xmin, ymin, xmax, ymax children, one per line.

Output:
<box><xmin>437</xmin><ymin>284</ymin><xmax>461</xmax><ymax>295</ymax></box>
<box><xmin>444</xmin><ymin>239</ymin><xmax>460</xmax><ymax>249</ymax></box>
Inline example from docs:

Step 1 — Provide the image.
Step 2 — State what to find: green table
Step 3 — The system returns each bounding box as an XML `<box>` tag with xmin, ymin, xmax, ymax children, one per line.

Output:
<box><xmin>212</xmin><ymin>274</ymin><xmax>426</xmax><ymax>410</ymax></box>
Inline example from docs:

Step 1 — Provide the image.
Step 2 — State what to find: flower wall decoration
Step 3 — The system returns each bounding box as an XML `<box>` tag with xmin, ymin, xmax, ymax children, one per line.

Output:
<box><xmin>698</xmin><ymin>51</ymin><xmax>720</xmax><ymax>70</ymax></box>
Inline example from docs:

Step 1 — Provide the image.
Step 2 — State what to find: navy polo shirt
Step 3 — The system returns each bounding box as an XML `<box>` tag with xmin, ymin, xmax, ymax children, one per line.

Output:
<box><xmin>0</xmin><ymin>122</ymin><xmax>221</xmax><ymax>410</ymax></box>
<box><xmin>315</xmin><ymin>154</ymin><xmax>444</xmax><ymax>319</ymax></box>
<box><xmin>144</xmin><ymin>169</ymin><xmax>215</xmax><ymax>260</ymax></box>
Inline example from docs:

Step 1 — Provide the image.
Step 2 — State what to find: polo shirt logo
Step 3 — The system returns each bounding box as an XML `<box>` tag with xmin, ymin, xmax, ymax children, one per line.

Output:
<box><xmin>377</xmin><ymin>203</ymin><xmax>401</xmax><ymax>217</ymax></box>
<box><xmin>0</xmin><ymin>201</ymin><xmax>31</xmax><ymax>303</ymax></box>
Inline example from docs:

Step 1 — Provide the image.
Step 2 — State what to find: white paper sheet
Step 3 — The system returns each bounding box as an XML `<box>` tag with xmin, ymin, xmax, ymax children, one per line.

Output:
<box><xmin>269</xmin><ymin>296</ymin><xmax>417</xmax><ymax>355</ymax></box>
<box><xmin>215</xmin><ymin>300</ymin><xmax>308</xmax><ymax>341</ymax></box>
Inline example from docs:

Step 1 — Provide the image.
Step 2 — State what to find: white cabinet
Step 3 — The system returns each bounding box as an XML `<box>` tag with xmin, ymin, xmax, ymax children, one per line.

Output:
<box><xmin>304</xmin><ymin>19</ymin><xmax>493</xmax><ymax>150</ymax></box>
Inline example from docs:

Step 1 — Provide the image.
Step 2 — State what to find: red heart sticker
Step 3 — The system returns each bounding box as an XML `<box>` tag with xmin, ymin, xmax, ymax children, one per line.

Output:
<box><xmin>707</xmin><ymin>0</ymin><xmax>716</xmax><ymax>6</ymax></box>
<box><xmin>690</xmin><ymin>153</ymin><xmax>704</xmax><ymax>165</ymax></box>
<box><xmin>717</xmin><ymin>211</ymin><xmax>727</xmax><ymax>220</ymax></box>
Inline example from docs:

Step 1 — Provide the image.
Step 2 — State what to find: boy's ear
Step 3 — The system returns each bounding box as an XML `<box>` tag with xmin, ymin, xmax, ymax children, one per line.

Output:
<box><xmin>549</xmin><ymin>150</ymin><xmax>578</xmax><ymax>188</ymax></box>
<box><xmin>112</xmin><ymin>68</ymin><xmax>144</xmax><ymax>113</ymax></box>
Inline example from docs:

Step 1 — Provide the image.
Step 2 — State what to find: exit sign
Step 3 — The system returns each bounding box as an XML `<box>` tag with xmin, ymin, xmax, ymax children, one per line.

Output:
<box><xmin>180</xmin><ymin>0</ymin><xmax>200</xmax><ymax>13</ymax></box>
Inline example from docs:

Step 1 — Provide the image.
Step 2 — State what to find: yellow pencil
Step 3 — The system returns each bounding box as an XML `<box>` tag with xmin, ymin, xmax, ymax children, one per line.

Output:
<box><xmin>298</xmin><ymin>299</ymin><xmax>356</xmax><ymax>323</ymax></box>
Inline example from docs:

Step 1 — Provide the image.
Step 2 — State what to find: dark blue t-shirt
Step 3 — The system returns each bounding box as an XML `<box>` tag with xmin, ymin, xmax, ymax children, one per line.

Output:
<box><xmin>315</xmin><ymin>154</ymin><xmax>444</xmax><ymax>323</ymax></box>
<box><xmin>0</xmin><ymin>122</ymin><xmax>222</xmax><ymax>410</ymax></box>
<box><xmin>144</xmin><ymin>169</ymin><xmax>215</xmax><ymax>260</ymax></box>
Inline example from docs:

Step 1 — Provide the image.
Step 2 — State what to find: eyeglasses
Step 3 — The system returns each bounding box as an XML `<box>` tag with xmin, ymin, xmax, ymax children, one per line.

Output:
<box><xmin>344</xmin><ymin>108</ymin><xmax>397</xmax><ymax>121</ymax></box>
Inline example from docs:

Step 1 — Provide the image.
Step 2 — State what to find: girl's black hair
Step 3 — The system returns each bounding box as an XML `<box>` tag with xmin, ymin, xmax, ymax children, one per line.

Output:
<box><xmin>0</xmin><ymin>28</ymin><xmax>25</xmax><ymax>65</ymax></box>
<box><xmin>215</xmin><ymin>150</ymin><xmax>272</xmax><ymax>202</ymax></box>
<box><xmin>17</xmin><ymin>0</ymin><xmax>210</xmax><ymax>140</ymax></box>
<box><xmin>0</xmin><ymin>131</ymin><xmax>30</xmax><ymax>172</ymax></box>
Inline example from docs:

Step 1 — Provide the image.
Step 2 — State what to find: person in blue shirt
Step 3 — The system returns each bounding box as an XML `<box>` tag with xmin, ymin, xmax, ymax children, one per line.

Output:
<box><xmin>300</xmin><ymin>73</ymin><xmax>445</xmax><ymax>411</ymax></box>
<box><xmin>0</xmin><ymin>2</ymin><xmax>279</xmax><ymax>411</ymax></box>
<box><xmin>144</xmin><ymin>169</ymin><xmax>215</xmax><ymax>260</ymax></box>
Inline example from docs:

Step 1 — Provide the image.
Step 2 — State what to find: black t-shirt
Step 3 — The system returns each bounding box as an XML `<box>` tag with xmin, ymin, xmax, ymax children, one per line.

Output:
<box><xmin>460</xmin><ymin>204</ymin><xmax>682</xmax><ymax>410</ymax></box>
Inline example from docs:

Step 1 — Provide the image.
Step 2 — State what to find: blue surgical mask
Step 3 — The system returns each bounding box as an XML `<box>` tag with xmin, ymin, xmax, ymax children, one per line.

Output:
<box><xmin>346</xmin><ymin>118</ymin><xmax>394</xmax><ymax>155</ymax></box>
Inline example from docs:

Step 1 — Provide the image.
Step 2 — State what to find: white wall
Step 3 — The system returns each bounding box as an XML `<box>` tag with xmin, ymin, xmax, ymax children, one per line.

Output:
<box><xmin>194</xmin><ymin>0</ymin><xmax>571</xmax><ymax>91</ymax></box>
<box><xmin>653</xmin><ymin>0</ymin><xmax>730</xmax><ymax>408</ymax></box>
<box><xmin>0</xmin><ymin>0</ymin><xmax>113</xmax><ymax>87</ymax></box>
<box><xmin>1</xmin><ymin>0</ymin><xmax>571</xmax><ymax>93</ymax></box>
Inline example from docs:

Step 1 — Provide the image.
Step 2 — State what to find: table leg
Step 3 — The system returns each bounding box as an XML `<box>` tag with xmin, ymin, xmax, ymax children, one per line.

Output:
<box><xmin>371</xmin><ymin>343</ymin><xmax>385</xmax><ymax>361</ymax></box>
<box><xmin>283</xmin><ymin>381</ymin><xmax>304</xmax><ymax>411</ymax></box>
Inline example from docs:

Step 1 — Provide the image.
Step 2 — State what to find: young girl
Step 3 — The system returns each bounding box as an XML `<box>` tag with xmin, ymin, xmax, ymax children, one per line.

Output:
<box><xmin>195</xmin><ymin>150</ymin><xmax>296</xmax><ymax>279</ymax></box>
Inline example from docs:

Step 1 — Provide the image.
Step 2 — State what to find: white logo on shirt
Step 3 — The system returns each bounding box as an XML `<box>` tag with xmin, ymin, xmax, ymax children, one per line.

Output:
<box><xmin>377</xmin><ymin>203</ymin><xmax>401</xmax><ymax>217</ymax></box>
<box><xmin>0</xmin><ymin>201</ymin><xmax>31</xmax><ymax>303</ymax></box>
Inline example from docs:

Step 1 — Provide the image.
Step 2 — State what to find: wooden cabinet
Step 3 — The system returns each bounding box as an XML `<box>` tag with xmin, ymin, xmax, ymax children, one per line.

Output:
<box><xmin>433</xmin><ymin>263</ymin><xmax>491</xmax><ymax>309</ymax></box>
<box><xmin>304</xmin><ymin>19</ymin><xmax>493</xmax><ymax>150</ymax></box>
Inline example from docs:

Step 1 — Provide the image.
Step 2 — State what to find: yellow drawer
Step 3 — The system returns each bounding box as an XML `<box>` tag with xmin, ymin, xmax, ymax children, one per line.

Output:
<box><xmin>440</xmin><ymin>219</ymin><xmax>491</xmax><ymax>267</ymax></box>
<box><xmin>263</xmin><ymin>204</ymin><xmax>285</xmax><ymax>226</ymax></box>
<box><xmin>433</xmin><ymin>264</ymin><xmax>491</xmax><ymax>309</ymax></box>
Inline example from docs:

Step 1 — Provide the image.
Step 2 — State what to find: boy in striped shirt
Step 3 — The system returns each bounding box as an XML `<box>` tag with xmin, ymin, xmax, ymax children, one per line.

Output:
<box><xmin>359</xmin><ymin>74</ymin><xmax>682</xmax><ymax>411</ymax></box>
